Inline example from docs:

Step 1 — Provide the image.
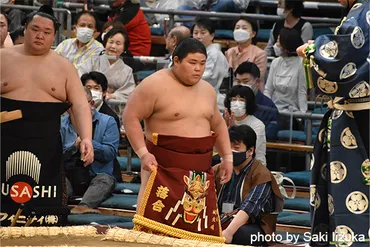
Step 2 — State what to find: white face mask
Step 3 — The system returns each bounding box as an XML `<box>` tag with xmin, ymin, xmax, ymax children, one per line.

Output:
<box><xmin>233</xmin><ymin>29</ymin><xmax>251</xmax><ymax>43</ymax></box>
<box><xmin>277</xmin><ymin>8</ymin><xmax>288</xmax><ymax>19</ymax></box>
<box><xmin>76</xmin><ymin>27</ymin><xmax>94</xmax><ymax>43</ymax></box>
<box><xmin>273</xmin><ymin>43</ymin><xmax>282</xmax><ymax>57</ymax></box>
<box><xmin>230</xmin><ymin>100</ymin><xmax>246</xmax><ymax>117</ymax></box>
<box><xmin>91</xmin><ymin>90</ymin><xmax>103</xmax><ymax>107</ymax></box>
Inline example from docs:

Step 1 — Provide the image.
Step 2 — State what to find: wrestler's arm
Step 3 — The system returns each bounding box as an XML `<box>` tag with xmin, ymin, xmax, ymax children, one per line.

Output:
<box><xmin>64</xmin><ymin>58</ymin><xmax>94</xmax><ymax>165</ymax></box>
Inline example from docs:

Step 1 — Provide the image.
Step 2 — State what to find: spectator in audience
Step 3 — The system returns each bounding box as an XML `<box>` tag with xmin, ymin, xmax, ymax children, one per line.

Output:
<box><xmin>0</xmin><ymin>12</ymin><xmax>9</xmax><ymax>48</ymax></box>
<box><xmin>1</xmin><ymin>0</ymin><xmax>25</xmax><ymax>32</ymax></box>
<box><xmin>234</xmin><ymin>61</ymin><xmax>279</xmax><ymax>141</ymax></box>
<box><xmin>264</xmin><ymin>28</ymin><xmax>307</xmax><ymax>123</ymax></box>
<box><xmin>78</xmin><ymin>27</ymin><xmax>135</xmax><ymax>106</ymax></box>
<box><xmin>9</xmin><ymin>25</ymin><xmax>24</xmax><ymax>45</ymax></box>
<box><xmin>81</xmin><ymin>71</ymin><xmax>120</xmax><ymax>131</ymax></box>
<box><xmin>55</xmin><ymin>11</ymin><xmax>104</xmax><ymax>70</ymax></box>
<box><xmin>214</xmin><ymin>125</ymin><xmax>283</xmax><ymax>245</ymax></box>
<box><xmin>226</xmin><ymin>18</ymin><xmax>267</xmax><ymax>88</ymax></box>
<box><xmin>165</xmin><ymin>25</ymin><xmax>190</xmax><ymax>67</ymax></box>
<box><xmin>192</xmin><ymin>17</ymin><xmax>228</xmax><ymax>107</ymax></box>
<box><xmin>178</xmin><ymin>0</ymin><xmax>250</xmax><ymax>15</ymax></box>
<box><xmin>107</xmin><ymin>0</ymin><xmax>151</xmax><ymax>56</ymax></box>
<box><xmin>61</xmin><ymin>88</ymin><xmax>119</xmax><ymax>214</ymax></box>
<box><xmin>264</xmin><ymin>0</ymin><xmax>313</xmax><ymax>57</ymax></box>
<box><xmin>224</xmin><ymin>85</ymin><xmax>266</xmax><ymax>165</ymax></box>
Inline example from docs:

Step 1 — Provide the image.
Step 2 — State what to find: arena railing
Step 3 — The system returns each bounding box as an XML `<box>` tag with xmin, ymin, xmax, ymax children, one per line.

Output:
<box><xmin>3</xmin><ymin>3</ymin><xmax>72</xmax><ymax>45</ymax></box>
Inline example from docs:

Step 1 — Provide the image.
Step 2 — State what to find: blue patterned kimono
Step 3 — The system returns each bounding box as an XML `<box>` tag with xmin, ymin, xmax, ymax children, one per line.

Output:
<box><xmin>308</xmin><ymin>1</ymin><xmax>370</xmax><ymax>246</ymax></box>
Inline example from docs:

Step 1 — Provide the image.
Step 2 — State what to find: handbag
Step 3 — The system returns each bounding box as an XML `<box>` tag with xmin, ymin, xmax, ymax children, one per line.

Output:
<box><xmin>271</xmin><ymin>171</ymin><xmax>296</xmax><ymax>199</ymax></box>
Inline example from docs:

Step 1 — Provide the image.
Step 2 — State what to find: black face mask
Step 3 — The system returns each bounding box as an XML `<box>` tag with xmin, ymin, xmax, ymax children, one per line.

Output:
<box><xmin>232</xmin><ymin>151</ymin><xmax>247</xmax><ymax>167</ymax></box>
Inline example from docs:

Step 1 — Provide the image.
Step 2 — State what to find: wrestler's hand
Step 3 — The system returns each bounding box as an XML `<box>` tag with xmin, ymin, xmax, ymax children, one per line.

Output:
<box><xmin>222</xmin><ymin>229</ymin><xmax>233</xmax><ymax>244</ymax></box>
<box><xmin>219</xmin><ymin>160</ymin><xmax>233</xmax><ymax>184</ymax></box>
<box><xmin>141</xmin><ymin>152</ymin><xmax>158</xmax><ymax>172</ymax></box>
<box><xmin>80</xmin><ymin>138</ymin><xmax>94</xmax><ymax>167</ymax></box>
<box><xmin>296</xmin><ymin>40</ymin><xmax>315</xmax><ymax>57</ymax></box>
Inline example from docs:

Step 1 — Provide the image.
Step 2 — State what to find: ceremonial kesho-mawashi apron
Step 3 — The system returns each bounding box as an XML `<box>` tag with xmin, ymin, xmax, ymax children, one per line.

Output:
<box><xmin>133</xmin><ymin>133</ymin><xmax>225</xmax><ymax>243</ymax></box>
<box><xmin>1</xmin><ymin>97</ymin><xmax>71</xmax><ymax>226</ymax></box>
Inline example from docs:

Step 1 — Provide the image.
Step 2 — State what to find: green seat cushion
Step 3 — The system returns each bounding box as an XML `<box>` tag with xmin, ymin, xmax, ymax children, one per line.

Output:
<box><xmin>68</xmin><ymin>214</ymin><xmax>133</xmax><ymax>228</ymax></box>
<box><xmin>277</xmin><ymin>213</ymin><xmax>310</xmax><ymax>227</ymax></box>
<box><xmin>135</xmin><ymin>70</ymin><xmax>156</xmax><ymax>82</ymax></box>
<box><xmin>151</xmin><ymin>27</ymin><xmax>164</xmax><ymax>36</ymax></box>
<box><xmin>114</xmin><ymin>182</ymin><xmax>140</xmax><ymax>194</ymax></box>
<box><xmin>277</xmin><ymin>210</ymin><xmax>298</xmax><ymax>219</ymax></box>
<box><xmin>117</xmin><ymin>157</ymin><xmax>141</xmax><ymax>172</ymax></box>
<box><xmin>284</xmin><ymin>198</ymin><xmax>310</xmax><ymax>212</ymax></box>
<box><xmin>100</xmin><ymin>194</ymin><xmax>138</xmax><ymax>210</ymax></box>
<box><xmin>284</xmin><ymin>171</ymin><xmax>310</xmax><ymax>187</ymax></box>
<box><xmin>277</xmin><ymin>130</ymin><xmax>313</xmax><ymax>143</ymax></box>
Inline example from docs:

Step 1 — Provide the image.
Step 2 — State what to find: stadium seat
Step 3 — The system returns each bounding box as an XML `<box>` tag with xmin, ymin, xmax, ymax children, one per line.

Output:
<box><xmin>68</xmin><ymin>214</ymin><xmax>133</xmax><ymax>228</ymax></box>
<box><xmin>117</xmin><ymin>156</ymin><xmax>141</xmax><ymax>172</ymax></box>
<box><xmin>114</xmin><ymin>182</ymin><xmax>140</xmax><ymax>195</ymax></box>
<box><xmin>284</xmin><ymin>171</ymin><xmax>310</xmax><ymax>187</ymax></box>
<box><xmin>284</xmin><ymin>198</ymin><xmax>310</xmax><ymax>212</ymax></box>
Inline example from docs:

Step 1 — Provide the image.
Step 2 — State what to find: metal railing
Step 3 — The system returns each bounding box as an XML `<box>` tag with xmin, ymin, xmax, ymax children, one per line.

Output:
<box><xmin>250</xmin><ymin>0</ymin><xmax>343</xmax><ymax>10</ymax></box>
<box><xmin>2</xmin><ymin>3</ymin><xmax>72</xmax><ymax>44</ymax></box>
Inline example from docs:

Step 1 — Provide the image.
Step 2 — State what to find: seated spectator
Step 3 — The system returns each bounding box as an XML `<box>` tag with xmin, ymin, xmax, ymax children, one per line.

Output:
<box><xmin>61</xmin><ymin>88</ymin><xmax>119</xmax><ymax>214</ymax></box>
<box><xmin>9</xmin><ymin>25</ymin><xmax>24</xmax><ymax>45</ymax></box>
<box><xmin>178</xmin><ymin>0</ymin><xmax>250</xmax><ymax>14</ymax></box>
<box><xmin>55</xmin><ymin>11</ymin><xmax>104</xmax><ymax>70</ymax></box>
<box><xmin>264</xmin><ymin>28</ymin><xmax>307</xmax><ymax>121</ymax></box>
<box><xmin>0</xmin><ymin>12</ymin><xmax>9</xmax><ymax>48</ymax></box>
<box><xmin>224</xmin><ymin>85</ymin><xmax>266</xmax><ymax>165</ymax></box>
<box><xmin>191</xmin><ymin>18</ymin><xmax>228</xmax><ymax>108</ymax></box>
<box><xmin>165</xmin><ymin>25</ymin><xmax>190</xmax><ymax>67</ymax></box>
<box><xmin>81</xmin><ymin>71</ymin><xmax>121</xmax><ymax>130</ymax></box>
<box><xmin>234</xmin><ymin>61</ymin><xmax>279</xmax><ymax>141</ymax></box>
<box><xmin>225</xmin><ymin>18</ymin><xmax>267</xmax><ymax>87</ymax></box>
<box><xmin>214</xmin><ymin>125</ymin><xmax>283</xmax><ymax>246</ymax></box>
<box><xmin>107</xmin><ymin>0</ymin><xmax>151</xmax><ymax>56</ymax></box>
<box><xmin>78</xmin><ymin>27</ymin><xmax>135</xmax><ymax>106</ymax></box>
<box><xmin>264</xmin><ymin>0</ymin><xmax>313</xmax><ymax>57</ymax></box>
<box><xmin>2</xmin><ymin>0</ymin><xmax>25</xmax><ymax>32</ymax></box>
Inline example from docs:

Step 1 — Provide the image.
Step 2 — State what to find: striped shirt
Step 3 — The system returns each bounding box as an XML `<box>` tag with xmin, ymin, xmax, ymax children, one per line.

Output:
<box><xmin>55</xmin><ymin>38</ymin><xmax>104</xmax><ymax>70</ymax></box>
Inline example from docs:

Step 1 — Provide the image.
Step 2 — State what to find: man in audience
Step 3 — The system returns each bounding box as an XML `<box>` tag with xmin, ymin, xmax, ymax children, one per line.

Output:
<box><xmin>1</xmin><ymin>0</ymin><xmax>25</xmax><ymax>32</ymax></box>
<box><xmin>55</xmin><ymin>11</ymin><xmax>104</xmax><ymax>70</ymax></box>
<box><xmin>214</xmin><ymin>125</ymin><xmax>283</xmax><ymax>245</ymax></box>
<box><xmin>0</xmin><ymin>12</ymin><xmax>9</xmax><ymax>48</ymax></box>
<box><xmin>165</xmin><ymin>25</ymin><xmax>190</xmax><ymax>67</ymax></box>
<box><xmin>1</xmin><ymin>5</ymin><xmax>93</xmax><ymax>226</ymax></box>
<box><xmin>234</xmin><ymin>62</ymin><xmax>280</xmax><ymax>140</ymax></box>
<box><xmin>61</xmin><ymin>88</ymin><xmax>119</xmax><ymax>214</ymax></box>
<box><xmin>107</xmin><ymin>0</ymin><xmax>151</xmax><ymax>56</ymax></box>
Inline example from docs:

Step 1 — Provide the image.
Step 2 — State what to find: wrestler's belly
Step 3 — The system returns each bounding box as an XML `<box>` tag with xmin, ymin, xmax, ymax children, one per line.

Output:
<box><xmin>145</xmin><ymin>118</ymin><xmax>212</xmax><ymax>141</ymax></box>
<box><xmin>1</xmin><ymin>87</ymin><xmax>66</xmax><ymax>103</ymax></box>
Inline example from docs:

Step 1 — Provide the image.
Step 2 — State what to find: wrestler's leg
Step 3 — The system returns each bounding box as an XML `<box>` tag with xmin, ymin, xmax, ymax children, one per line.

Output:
<box><xmin>136</xmin><ymin>168</ymin><xmax>151</xmax><ymax>213</ymax></box>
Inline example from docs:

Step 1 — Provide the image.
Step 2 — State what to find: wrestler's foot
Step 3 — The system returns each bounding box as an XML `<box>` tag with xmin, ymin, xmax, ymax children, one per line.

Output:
<box><xmin>71</xmin><ymin>205</ymin><xmax>101</xmax><ymax>214</ymax></box>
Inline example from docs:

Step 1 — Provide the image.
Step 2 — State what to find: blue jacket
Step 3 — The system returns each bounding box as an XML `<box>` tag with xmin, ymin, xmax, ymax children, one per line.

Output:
<box><xmin>255</xmin><ymin>91</ymin><xmax>280</xmax><ymax>141</ymax></box>
<box><xmin>61</xmin><ymin>109</ymin><xmax>119</xmax><ymax>177</ymax></box>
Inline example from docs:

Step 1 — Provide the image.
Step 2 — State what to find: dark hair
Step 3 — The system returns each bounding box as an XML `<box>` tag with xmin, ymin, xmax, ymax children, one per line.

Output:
<box><xmin>0</xmin><ymin>12</ymin><xmax>10</xmax><ymax>28</ymax></box>
<box><xmin>81</xmin><ymin>71</ymin><xmax>108</xmax><ymax>92</ymax></box>
<box><xmin>224</xmin><ymin>85</ymin><xmax>256</xmax><ymax>115</ymax></box>
<box><xmin>172</xmin><ymin>37</ymin><xmax>207</xmax><ymax>62</ymax></box>
<box><xmin>24</xmin><ymin>5</ymin><xmax>60</xmax><ymax>34</ymax></box>
<box><xmin>285</xmin><ymin>0</ymin><xmax>304</xmax><ymax>18</ymax></box>
<box><xmin>229</xmin><ymin>125</ymin><xmax>257</xmax><ymax>155</ymax></box>
<box><xmin>75</xmin><ymin>10</ymin><xmax>97</xmax><ymax>27</ymax></box>
<box><xmin>233</xmin><ymin>17</ymin><xmax>259</xmax><ymax>45</ymax></box>
<box><xmin>10</xmin><ymin>26</ymin><xmax>24</xmax><ymax>43</ymax></box>
<box><xmin>279</xmin><ymin>27</ymin><xmax>303</xmax><ymax>57</ymax></box>
<box><xmin>103</xmin><ymin>27</ymin><xmax>130</xmax><ymax>53</ymax></box>
<box><xmin>191</xmin><ymin>17</ymin><xmax>215</xmax><ymax>35</ymax></box>
<box><xmin>235</xmin><ymin>61</ymin><xmax>260</xmax><ymax>79</ymax></box>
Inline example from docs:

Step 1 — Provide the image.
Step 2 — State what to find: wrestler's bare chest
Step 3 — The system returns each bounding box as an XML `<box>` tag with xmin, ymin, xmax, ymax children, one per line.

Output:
<box><xmin>1</xmin><ymin>55</ymin><xmax>67</xmax><ymax>101</ymax></box>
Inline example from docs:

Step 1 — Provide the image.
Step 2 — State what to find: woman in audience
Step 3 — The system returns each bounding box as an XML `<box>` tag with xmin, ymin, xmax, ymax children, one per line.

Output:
<box><xmin>224</xmin><ymin>85</ymin><xmax>266</xmax><ymax>165</ymax></box>
<box><xmin>264</xmin><ymin>28</ymin><xmax>307</xmax><ymax>129</ymax></box>
<box><xmin>191</xmin><ymin>17</ymin><xmax>229</xmax><ymax>109</ymax></box>
<box><xmin>78</xmin><ymin>27</ymin><xmax>135</xmax><ymax>104</ymax></box>
<box><xmin>225</xmin><ymin>17</ymin><xmax>267</xmax><ymax>85</ymax></box>
<box><xmin>264</xmin><ymin>0</ymin><xmax>313</xmax><ymax>57</ymax></box>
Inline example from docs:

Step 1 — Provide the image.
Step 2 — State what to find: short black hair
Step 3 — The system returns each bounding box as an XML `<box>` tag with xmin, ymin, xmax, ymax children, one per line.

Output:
<box><xmin>233</xmin><ymin>17</ymin><xmax>259</xmax><ymax>45</ymax></box>
<box><xmin>103</xmin><ymin>27</ymin><xmax>130</xmax><ymax>53</ymax></box>
<box><xmin>10</xmin><ymin>26</ymin><xmax>24</xmax><ymax>43</ymax></box>
<box><xmin>172</xmin><ymin>37</ymin><xmax>207</xmax><ymax>62</ymax></box>
<box><xmin>285</xmin><ymin>0</ymin><xmax>304</xmax><ymax>18</ymax></box>
<box><xmin>191</xmin><ymin>17</ymin><xmax>215</xmax><ymax>35</ymax></box>
<box><xmin>81</xmin><ymin>71</ymin><xmax>108</xmax><ymax>92</ymax></box>
<box><xmin>224</xmin><ymin>85</ymin><xmax>256</xmax><ymax>115</ymax></box>
<box><xmin>24</xmin><ymin>5</ymin><xmax>61</xmax><ymax>34</ymax></box>
<box><xmin>229</xmin><ymin>125</ymin><xmax>257</xmax><ymax>154</ymax></box>
<box><xmin>235</xmin><ymin>61</ymin><xmax>260</xmax><ymax>79</ymax></box>
<box><xmin>279</xmin><ymin>27</ymin><xmax>303</xmax><ymax>57</ymax></box>
<box><xmin>75</xmin><ymin>10</ymin><xmax>97</xmax><ymax>27</ymax></box>
<box><xmin>0</xmin><ymin>12</ymin><xmax>11</xmax><ymax>28</ymax></box>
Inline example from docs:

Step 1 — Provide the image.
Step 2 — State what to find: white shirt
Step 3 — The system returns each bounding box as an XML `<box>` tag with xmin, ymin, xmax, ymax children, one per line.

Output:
<box><xmin>264</xmin><ymin>56</ymin><xmax>307</xmax><ymax>113</ymax></box>
<box><xmin>235</xmin><ymin>115</ymin><xmax>267</xmax><ymax>165</ymax></box>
